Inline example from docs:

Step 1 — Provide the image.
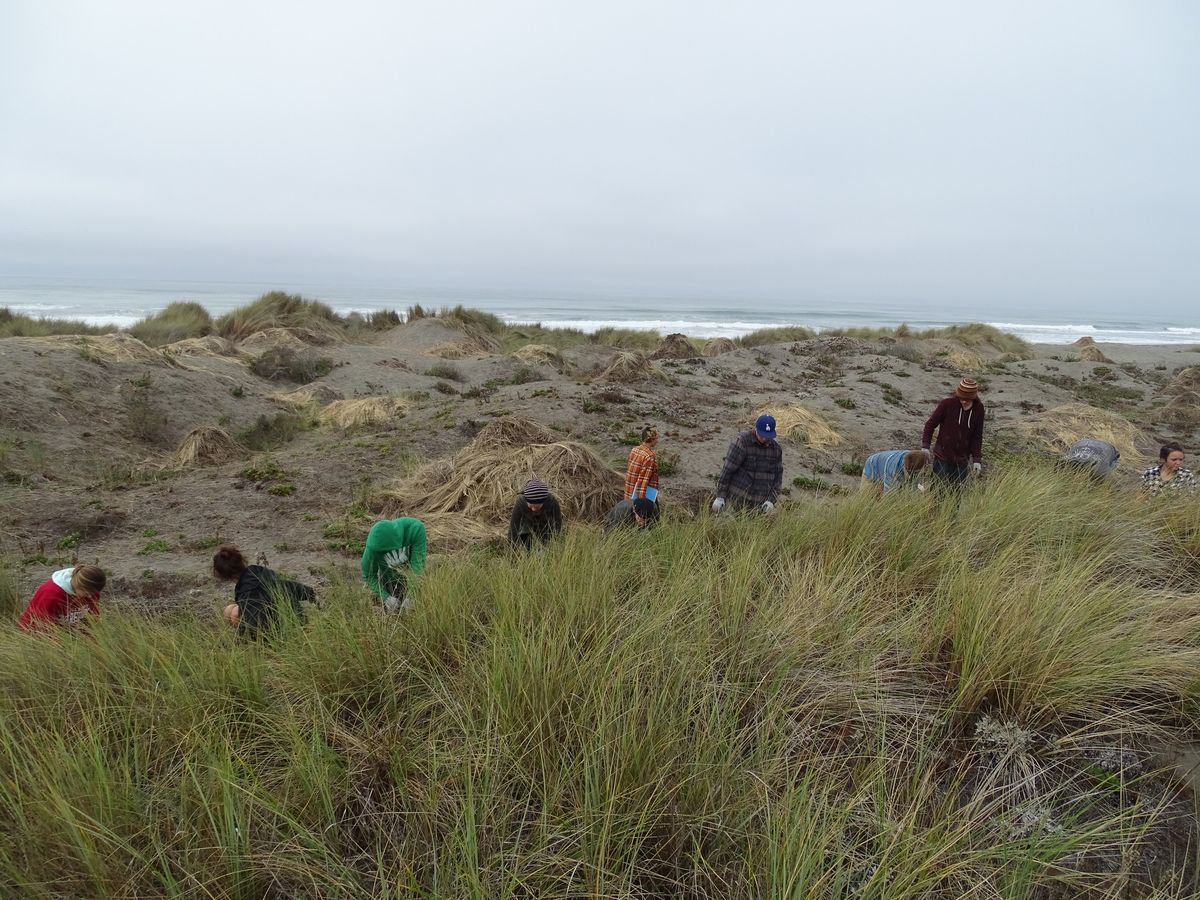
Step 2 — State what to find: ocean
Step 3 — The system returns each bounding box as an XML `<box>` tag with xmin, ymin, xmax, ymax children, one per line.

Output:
<box><xmin>2</xmin><ymin>275</ymin><xmax>1197</xmax><ymax>346</ymax></box>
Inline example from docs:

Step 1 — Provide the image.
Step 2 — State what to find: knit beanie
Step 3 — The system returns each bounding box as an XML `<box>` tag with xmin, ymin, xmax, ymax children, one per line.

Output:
<box><xmin>522</xmin><ymin>479</ymin><xmax>550</xmax><ymax>502</ymax></box>
<box><xmin>955</xmin><ymin>377</ymin><xmax>979</xmax><ymax>400</ymax></box>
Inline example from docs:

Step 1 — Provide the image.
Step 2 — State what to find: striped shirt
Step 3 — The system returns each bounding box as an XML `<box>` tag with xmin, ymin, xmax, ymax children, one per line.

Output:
<box><xmin>625</xmin><ymin>443</ymin><xmax>659</xmax><ymax>499</ymax></box>
<box><xmin>1140</xmin><ymin>465</ymin><xmax>1196</xmax><ymax>496</ymax></box>
<box><xmin>862</xmin><ymin>450</ymin><xmax>910</xmax><ymax>492</ymax></box>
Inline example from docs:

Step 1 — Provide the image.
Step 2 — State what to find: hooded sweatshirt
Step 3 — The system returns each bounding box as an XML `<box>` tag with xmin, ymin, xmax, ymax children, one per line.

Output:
<box><xmin>18</xmin><ymin>567</ymin><xmax>100</xmax><ymax>631</ymax></box>
<box><xmin>233</xmin><ymin>565</ymin><xmax>314</xmax><ymax>640</ymax></box>
<box><xmin>921</xmin><ymin>397</ymin><xmax>985</xmax><ymax>466</ymax></box>
<box><xmin>361</xmin><ymin>518</ymin><xmax>427</xmax><ymax>599</ymax></box>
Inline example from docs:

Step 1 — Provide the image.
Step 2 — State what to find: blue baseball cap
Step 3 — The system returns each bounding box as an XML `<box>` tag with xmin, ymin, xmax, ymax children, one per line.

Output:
<box><xmin>755</xmin><ymin>414</ymin><xmax>777</xmax><ymax>441</ymax></box>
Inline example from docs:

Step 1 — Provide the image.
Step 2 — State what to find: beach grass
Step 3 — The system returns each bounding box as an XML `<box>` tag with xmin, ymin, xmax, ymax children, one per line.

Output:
<box><xmin>1</xmin><ymin>461</ymin><xmax>1198</xmax><ymax>897</ymax></box>
<box><xmin>127</xmin><ymin>301</ymin><xmax>215</xmax><ymax>346</ymax></box>
<box><xmin>0</xmin><ymin>307</ymin><xmax>114</xmax><ymax>338</ymax></box>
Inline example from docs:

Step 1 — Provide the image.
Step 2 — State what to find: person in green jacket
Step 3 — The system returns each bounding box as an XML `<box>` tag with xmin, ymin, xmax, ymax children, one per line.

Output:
<box><xmin>361</xmin><ymin>517</ymin><xmax>427</xmax><ymax>612</ymax></box>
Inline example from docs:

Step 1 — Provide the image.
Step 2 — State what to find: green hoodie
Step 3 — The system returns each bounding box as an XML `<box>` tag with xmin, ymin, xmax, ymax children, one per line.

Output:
<box><xmin>361</xmin><ymin>518</ymin><xmax>427</xmax><ymax>598</ymax></box>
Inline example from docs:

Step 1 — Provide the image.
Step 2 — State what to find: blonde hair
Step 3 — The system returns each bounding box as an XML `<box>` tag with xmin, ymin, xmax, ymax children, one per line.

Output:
<box><xmin>641</xmin><ymin>426</ymin><xmax>659</xmax><ymax>444</ymax></box>
<box><xmin>71</xmin><ymin>565</ymin><xmax>106</xmax><ymax>596</ymax></box>
<box><xmin>903</xmin><ymin>450</ymin><xmax>928</xmax><ymax>473</ymax></box>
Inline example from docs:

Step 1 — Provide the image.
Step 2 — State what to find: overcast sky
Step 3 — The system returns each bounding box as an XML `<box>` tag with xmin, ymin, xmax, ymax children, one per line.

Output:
<box><xmin>1</xmin><ymin>1</ymin><xmax>1197</xmax><ymax>309</ymax></box>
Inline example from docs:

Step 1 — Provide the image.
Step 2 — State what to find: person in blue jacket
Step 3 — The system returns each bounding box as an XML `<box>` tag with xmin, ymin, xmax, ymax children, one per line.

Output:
<box><xmin>860</xmin><ymin>449</ymin><xmax>928</xmax><ymax>495</ymax></box>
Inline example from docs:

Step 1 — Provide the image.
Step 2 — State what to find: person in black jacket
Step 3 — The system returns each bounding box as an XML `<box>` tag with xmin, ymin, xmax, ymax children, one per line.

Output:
<box><xmin>508</xmin><ymin>479</ymin><xmax>564</xmax><ymax>550</ymax></box>
<box><xmin>212</xmin><ymin>544</ymin><xmax>314</xmax><ymax>639</ymax></box>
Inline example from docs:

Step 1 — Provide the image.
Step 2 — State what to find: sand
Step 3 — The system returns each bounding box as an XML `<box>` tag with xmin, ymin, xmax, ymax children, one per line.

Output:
<box><xmin>1</xmin><ymin>324</ymin><xmax>1196</xmax><ymax>611</ymax></box>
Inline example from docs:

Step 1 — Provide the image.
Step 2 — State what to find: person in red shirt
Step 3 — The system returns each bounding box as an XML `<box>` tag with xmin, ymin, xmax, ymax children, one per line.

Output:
<box><xmin>921</xmin><ymin>378</ymin><xmax>985</xmax><ymax>486</ymax></box>
<box><xmin>18</xmin><ymin>565</ymin><xmax>106</xmax><ymax>631</ymax></box>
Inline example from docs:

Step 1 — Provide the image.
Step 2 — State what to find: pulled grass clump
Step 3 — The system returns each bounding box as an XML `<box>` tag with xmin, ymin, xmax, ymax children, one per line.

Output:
<box><xmin>128</xmin><ymin>302</ymin><xmax>214</xmax><ymax>346</ymax></box>
<box><xmin>760</xmin><ymin>404</ymin><xmax>843</xmax><ymax>449</ymax></box>
<box><xmin>383</xmin><ymin>416</ymin><xmax>621</xmax><ymax>525</ymax></box>
<box><xmin>599</xmin><ymin>351</ymin><xmax>663</xmax><ymax>384</ymax></box>
<box><xmin>1</xmin><ymin>463</ymin><xmax>1199</xmax><ymax>896</ymax></box>
<box><xmin>317</xmin><ymin>397</ymin><xmax>411</xmax><ymax>431</ymax></box>
<box><xmin>170</xmin><ymin>426</ymin><xmax>246</xmax><ymax>467</ymax></box>
<box><xmin>1018</xmin><ymin>402</ymin><xmax>1144</xmax><ymax>465</ymax></box>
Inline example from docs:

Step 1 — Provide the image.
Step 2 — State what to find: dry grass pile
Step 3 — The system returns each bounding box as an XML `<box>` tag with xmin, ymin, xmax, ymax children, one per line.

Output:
<box><xmin>509</xmin><ymin>343</ymin><xmax>566</xmax><ymax>368</ymax></box>
<box><xmin>317</xmin><ymin>397</ymin><xmax>411</xmax><ymax>430</ymax></box>
<box><xmin>1073</xmin><ymin>336</ymin><xmax>1097</xmax><ymax>347</ymax></box>
<box><xmin>1078</xmin><ymin>345</ymin><xmax>1113</xmax><ymax>363</ymax></box>
<box><xmin>650</xmin><ymin>333</ymin><xmax>698</xmax><ymax>360</ymax></box>
<box><xmin>1154</xmin><ymin>370</ymin><xmax>1200</xmax><ymax>429</ymax></box>
<box><xmin>42</xmin><ymin>334</ymin><xmax>172</xmax><ymax>366</ymax></box>
<box><xmin>171</xmin><ymin>427</ymin><xmax>246</xmax><ymax>467</ymax></box>
<box><xmin>1166</xmin><ymin>366</ymin><xmax>1200</xmax><ymax>396</ymax></box>
<box><xmin>760</xmin><ymin>405</ymin><xmax>842</xmax><ymax>449</ymax></box>
<box><xmin>413</xmin><ymin>512</ymin><xmax>504</xmax><ymax>552</ymax></box>
<box><xmin>384</xmin><ymin>417</ymin><xmax>622</xmax><ymax>526</ymax></box>
<box><xmin>946</xmin><ymin>350</ymin><xmax>984</xmax><ymax>372</ymax></box>
<box><xmin>272</xmin><ymin>384</ymin><xmax>345</xmax><ymax>408</ymax></box>
<box><xmin>1018</xmin><ymin>402</ymin><xmax>1143</xmax><ymax>464</ymax></box>
<box><xmin>600</xmin><ymin>351</ymin><xmax>663</xmax><ymax>384</ymax></box>
<box><xmin>164</xmin><ymin>336</ymin><xmax>242</xmax><ymax>358</ymax></box>
<box><xmin>238</xmin><ymin>327</ymin><xmax>331</xmax><ymax>353</ymax></box>
<box><xmin>702</xmin><ymin>337</ymin><xmax>737</xmax><ymax>357</ymax></box>
<box><xmin>426</xmin><ymin>331</ymin><xmax>500</xmax><ymax>359</ymax></box>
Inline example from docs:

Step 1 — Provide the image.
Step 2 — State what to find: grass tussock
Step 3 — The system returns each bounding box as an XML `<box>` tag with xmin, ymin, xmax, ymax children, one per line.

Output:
<box><xmin>761</xmin><ymin>404</ymin><xmax>843</xmax><ymax>449</ymax></box>
<box><xmin>216</xmin><ymin>292</ymin><xmax>345</xmax><ymax>341</ymax></box>
<box><xmin>702</xmin><ymin>336</ymin><xmax>738</xmax><ymax>356</ymax></box>
<box><xmin>737</xmin><ymin>325</ymin><xmax>818</xmax><ymax>347</ymax></box>
<box><xmin>0</xmin><ymin>307</ymin><xmax>114</xmax><ymax>338</ymax></box>
<box><xmin>1</xmin><ymin>464</ymin><xmax>1199</xmax><ymax>896</ymax></box>
<box><xmin>600</xmin><ymin>350</ymin><xmax>663</xmax><ymax>384</ymax></box>
<box><xmin>1018</xmin><ymin>402</ymin><xmax>1145</xmax><ymax>465</ymax></box>
<box><xmin>127</xmin><ymin>301</ymin><xmax>214</xmax><ymax>346</ymax></box>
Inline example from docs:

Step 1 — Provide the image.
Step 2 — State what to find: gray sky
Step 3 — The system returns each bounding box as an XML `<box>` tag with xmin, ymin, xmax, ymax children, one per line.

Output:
<box><xmin>1</xmin><ymin>0</ymin><xmax>1197</xmax><ymax>308</ymax></box>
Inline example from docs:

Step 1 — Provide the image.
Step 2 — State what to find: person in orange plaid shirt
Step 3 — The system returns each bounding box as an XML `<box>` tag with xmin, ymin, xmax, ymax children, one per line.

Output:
<box><xmin>624</xmin><ymin>426</ymin><xmax>660</xmax><ymax>502</ymax></box>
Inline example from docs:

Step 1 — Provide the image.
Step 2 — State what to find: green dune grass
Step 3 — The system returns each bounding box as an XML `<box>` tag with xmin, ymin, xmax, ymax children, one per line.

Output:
<box><xmin>1</xmin><ymin>463</ymin><xmax>1198</xmax><ymax>897</ymax></box>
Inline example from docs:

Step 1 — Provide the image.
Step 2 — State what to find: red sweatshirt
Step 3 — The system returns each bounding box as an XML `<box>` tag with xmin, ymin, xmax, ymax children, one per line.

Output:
<box><xmin>922</xmin><ymin>397</ymin><xmax>985</xmax><ymax>466</ymax></box>
<box><xmin>18</xmin><ymin>571</ymin><xmax>101</xmax><ymax>631</ymax></box>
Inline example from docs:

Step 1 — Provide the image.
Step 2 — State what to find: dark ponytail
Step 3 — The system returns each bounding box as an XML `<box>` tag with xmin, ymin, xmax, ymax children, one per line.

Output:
<box><xmin>212</xmin><ymin>544</ymin><xmax>248</xmax><ymax>580</ymax></box>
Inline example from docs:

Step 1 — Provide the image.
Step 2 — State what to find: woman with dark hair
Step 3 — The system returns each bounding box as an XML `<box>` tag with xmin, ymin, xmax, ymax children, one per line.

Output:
<box><xmin>1141</xmin><ymin>444</ymin><xmax>1196</xmax><ymax>496</ymax></box>
<box><xmin>212</xmin><ymin>545</ymin><xmax>314</xmax><ymax>639</ymax></box>
<box><xmin>19</xmin><ymin>564</ymin><xmax>106</xmax><ymax>631</ymax></box>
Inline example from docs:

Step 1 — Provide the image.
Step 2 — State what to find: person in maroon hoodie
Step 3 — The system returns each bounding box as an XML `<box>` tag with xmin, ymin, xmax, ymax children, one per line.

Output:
<box><xmin>921</xmin><ymin>378</ymin><xmax>985</xmax><ymax>486</ymax></box>
<box><xmin>18</xmin><ymin>565</ymin><xmax>106</xmax><ymax>632</ymax></box>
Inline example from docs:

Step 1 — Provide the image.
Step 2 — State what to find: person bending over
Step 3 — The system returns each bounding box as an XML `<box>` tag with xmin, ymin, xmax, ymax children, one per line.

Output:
<box><xmin>213</xmin><ymin>545</ymin><xmax>314</xmax><ymax>639</ymax></box>
<box><xmin>508</xmin><ymin>479</ymin><xmax>564</xmax><ymax>549</ymax></box>
<box><xmin>19</xmin><ymin>564</ymin><xmax>106</xmax><ymax>632</ymax></box>
<box><xmin>362</xmin><ymin>517</ymin><xmax>428</xmax><ymax>612</ymax></box>
<box><xmin>861</xmin><ymin>449</ymin><xmax>927</xmax><ymax>495</ymax></box>
<box><xmin>712</xmin><ymin>414</ymin><xmax>783</xmax><ymax>514</ymax></box>
<box><xmin>604</xmin><ymin>496</ymin><xmax>659</xmax><ymax>532</ymax></box>
<box><xmin>1060</xmin><ymin>439</ymin><xmax>1120</xmax><ymax>480</ymax></box>
<box><xmin>625</xmin><ymin>426</ymin><xmax>660</xmax><ymax>503</ymax></box>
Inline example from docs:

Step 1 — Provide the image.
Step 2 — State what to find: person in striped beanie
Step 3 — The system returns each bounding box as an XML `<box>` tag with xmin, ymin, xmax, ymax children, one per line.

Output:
<box><xmin>508</xmin><ymin>478</ymin><xmax>564</xmax><ymax>549</ymax></box>
<box><xmin>920</xmin><ymin>377</ymin><xmax>985</xmax><ymax>486</ymax></box>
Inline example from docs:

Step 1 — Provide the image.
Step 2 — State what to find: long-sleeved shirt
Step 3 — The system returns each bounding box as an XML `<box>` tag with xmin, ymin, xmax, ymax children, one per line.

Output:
<box><xmin>234</xmin><ymin>565</ymin><xmax>314</xmax><ymax>639</ymax></box>
<box><xmin>361</xmin><ymin>518</ymin><xmax>428</xmax><ymax>599</ymax></box>
<box><xmin>18</xmin><ymin>569</ymin><xmax>100</xmax><ymax>631</ymax></box>
<box><xmin>624</xmin><ymin>443</ymin><xmax>659</xmax><ymax>499</ymax></box>
<box><xmin>862</xmin><ymin>450</ymin><xmax>911</xmax><ymax>492</ymax></box>
<box><xmin>715</xmin><ymin>431</ymin><xmax>783</xmax><ymax>508</ymax></box>
<box><xmin>1140</xmin><ymin>465</ymin><xmax>1196</xmax><ymax>496</ymax></box>
<box><xmin>922</xmin><ymin>397</ymin><xmax>985</xmax><ymax>466</ymax></box>
<box><xmin>508</xmin><ymin>495</ymin><xmax>564</xmax><ymax>545</ymax></box>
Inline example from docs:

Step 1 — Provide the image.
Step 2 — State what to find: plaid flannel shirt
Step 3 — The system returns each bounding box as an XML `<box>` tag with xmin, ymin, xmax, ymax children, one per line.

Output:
<box><xmin>716</xmin><ymin>431</ymin><xmax>783</xmax><ymax>508</ymax></box>
<box><xmin>625</xmin><ymin>443</ymin><xmax>659</xmax><ymax>499</ymax></box>
<box><xmin>1141</xmin><ymin>465</ymin><xmax>1196</xmax><ymax>496</ymax></box>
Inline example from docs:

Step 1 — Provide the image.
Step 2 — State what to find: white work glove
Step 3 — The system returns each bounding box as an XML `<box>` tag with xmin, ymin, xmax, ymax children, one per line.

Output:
<box><xmin>761</xmin><ymin>500</ymin><xmax>776</xmax><ymax>515</ymax></box>
<box><xmin>400</xmin><ymin>596</ymin><xmax>415</xmax><ymax>613</ymax></box>
<box><xmin>917</xmin><ymin>483</ymin><xmax>927</xmax><ymax>493</ymax></box>
<box><xmin>383</xmin><ymin>595</ymin><xmax>401</xmax><ymax>613</ymax></box>
<box><xmin>711</xmin><ymin>497</ymin><xmax>726</xmax><ymax>513</ymax></box>
<box><xmin>384</xmin><ymin>548</ymin><xmax>409</xmax><ymax>568</ymax></box>
<box><xmin>972</xmin><ymin>462</ymin><xmax>982</xmax><ymax>476</ymax></box>
<box><xmin>921</xmin><ymin>448</ymin><xmax>932</xmax><ymax>461</ymax></box>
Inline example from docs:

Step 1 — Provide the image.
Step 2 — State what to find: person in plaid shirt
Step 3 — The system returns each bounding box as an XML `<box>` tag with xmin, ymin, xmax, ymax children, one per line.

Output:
<box><xmin>625</xmin><ymin>426</ymin><xmax>660</xmax><ymax>502</ymax></box>
<box><xmin>1141</xmin><ymin>443</ymin><xmax>1196</xmax><ymax>496</ymax></box>
<box><xmin>712</xmin><ymin>414</ymin><xmax>784</xmax><ymax>514</ymax></box>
